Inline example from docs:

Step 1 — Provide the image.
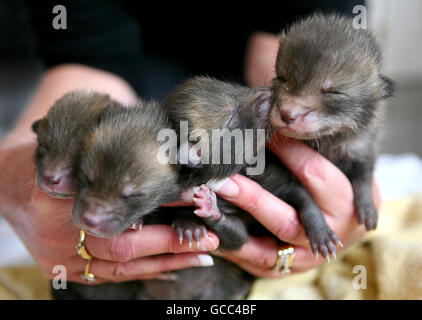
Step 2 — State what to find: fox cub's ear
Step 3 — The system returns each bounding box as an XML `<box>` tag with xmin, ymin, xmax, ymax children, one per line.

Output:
<box><xmin>379</xmin><ymin>74</ymin><xmax>395</xmax><ymax>99</ymax></box>
<box><xmin>97</xmin><ymin>103</ymin><xmax>117</xmax><ymax>124</ymax></box>
<box><xmin>32</xmin><ymin>119</ymin><xmax>43</xmax><ymax>133</ymax></box>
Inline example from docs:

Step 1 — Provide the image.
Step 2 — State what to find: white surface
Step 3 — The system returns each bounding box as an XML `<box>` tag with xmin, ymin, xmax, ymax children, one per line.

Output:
<box><xmin>0</xmin><ymin>153</ymin><xmax>421</xmax><ymax>267</ymax></box>
<box><xmin>375</xmin><ymin>153</ymin><xmax>422</xmax><ymax>202</ymax></box>
<box><xmin>369</xmin><ymin>0</ymin><xmax>422</xmax><ymax>81</ymax></box>
<box><xmin>0</xmin><ymin>218</ymin><xmax>35</xmax><ymax>267</ymax></box>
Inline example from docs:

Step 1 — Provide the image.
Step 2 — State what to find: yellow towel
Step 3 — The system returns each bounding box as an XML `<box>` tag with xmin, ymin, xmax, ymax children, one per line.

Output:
<box><xmin>249</xmin><ymin>193</ymin><xmax>422</xmax><ymax>300</ymax></box>
<box><xmin>1</xmin><ymin>193</ymin><xmax>422</xmax><ymax>300</ymax></box>
<box><xmin>0</xmin><ymin>266</ymin><xmax>51</xmax><ymax>300</ymax></box>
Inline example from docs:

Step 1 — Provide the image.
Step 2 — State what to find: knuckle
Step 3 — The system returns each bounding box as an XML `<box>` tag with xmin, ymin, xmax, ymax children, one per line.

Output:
<box><xmin>274</xmin><ymin>221</ymin><xmax>288</xmax><ymax>240</ymax></box>
<box><xmin>155</xmin><ymin>256</ymin><xmax>172</xmax><ymax>272</ymax></box>
<box><xmin>106</xmin><ymin>237</ymin><xmax>135</xmax><ymax>262</ymax></box>
<box><xmin>274</xmin><ymin>216</ymin><xmax>303</xmax><ymax>243</ymax></box>
<box><xmin>254</xmin><ymin>251</ymin><xmax>277</xmax><ymax>269</ymax></box>
<box><xmin>110</xmin><ymin>262</ymin><xmax>132</xmax><ymax>280</ymax></box>
<box><xmin>297</xmin><ymin>157</ymin><xmax>324</xmax><ymax>184</ymax></box>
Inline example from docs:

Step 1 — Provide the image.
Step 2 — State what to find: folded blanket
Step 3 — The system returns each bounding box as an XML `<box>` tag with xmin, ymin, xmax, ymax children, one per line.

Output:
<box><xmin>1</xmin><ymin>193</ymin><xmax>421</xmax><ymax>300</ymax></box>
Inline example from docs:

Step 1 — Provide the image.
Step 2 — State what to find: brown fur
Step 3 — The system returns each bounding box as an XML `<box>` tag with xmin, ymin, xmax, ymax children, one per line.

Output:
<box><xmin>73</xmin><ymin>101</ymin><xmax>180</xmax><ymax>237</ymax></box>
<box><xmin>271</xmin><ymin>13</ymin><xmax>394</xmax><ymax>232</ymax></box>
<box><xmin>163</xmin><ymin>76</ymin><xmax>273</xmax><ymax>186</ymax></box>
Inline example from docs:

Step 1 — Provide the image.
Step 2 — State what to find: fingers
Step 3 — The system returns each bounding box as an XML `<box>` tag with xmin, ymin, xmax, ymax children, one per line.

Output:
<box><xmin>267</xmin><ymin>132</ymin><xmax>355</xmax><ymax>218</ymax></box>
<box><xmin>87</xmin><ymin>252</ymin><xmax>213</xmax><ymax>282</ymax></box>
<box><xmin>216</xmin><ymin>174</ymin><xmax>307</xmax><ymax>246</ymax></box>
<box><xmin>43</xmin><ymin>224</ymin><xmax>218</xmax><ymax>284</ymax></box>
<box><xmin>60</xmin><ymin>252</ymin><xmax>214</xmax><ymax>284</ymax></box>
<box><xmin>91</xmin><ymin>253</ymin><xmax>214</xmax><ymax>282</ymax></box>
<box><xmin>84</xmin><ymin>225</ymin><xmax>219</xmax><ymax>262</ymax></box>
<box><xmin>214</xmin><ymin>236</ymin><xmax>281</xmax><ymax>270</ymax></box>
<box><xmin>213</xmin><ymin>236</ymin><xmax>324</xmax><ymax>278</ymax></box>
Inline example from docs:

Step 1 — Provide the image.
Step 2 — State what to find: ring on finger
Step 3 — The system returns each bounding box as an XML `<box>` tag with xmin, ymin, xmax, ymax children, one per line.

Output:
<box><xmin>76</xmin><ymin>230</ymin><xmax>96</xmax><ymax>283</ymax></box>
<box><xmin>272</xmin><ymin>246</ymin><xmax>295</xmax><ymax>275</ymax></box>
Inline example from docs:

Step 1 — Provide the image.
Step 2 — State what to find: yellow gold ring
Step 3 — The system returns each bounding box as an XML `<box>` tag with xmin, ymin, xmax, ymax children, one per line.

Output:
<box><xmin>76</xmin><ymin>230</ymin><xmax>96</xmax><ymax>283</ymax></box>
<box><xmin>272</xmin><ymin>246</ymin><xmax>295</xmax><ymax>275</ymax></box>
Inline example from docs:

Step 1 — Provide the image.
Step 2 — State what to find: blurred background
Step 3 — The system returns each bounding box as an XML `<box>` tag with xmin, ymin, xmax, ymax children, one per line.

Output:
<box><xmin>369</xmin><ymin>0</ymin><xmax>422</xmax><ymax>156</ymax></box>
<box><xmin>0</xmin><ymin>0</ymin><xmax>421</xmax><ymax>266</ymax></box>
<box><xmin>0</xmin><ymin>0</ymin><xmax>421</xmax><ymax>153</ymax></box>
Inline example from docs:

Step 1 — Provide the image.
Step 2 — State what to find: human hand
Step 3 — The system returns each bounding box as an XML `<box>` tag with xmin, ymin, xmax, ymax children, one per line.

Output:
<box><xmin>209</xmin><ymin>133</ymin><xmax>380</xmax><ymax>277</ymax></box>
<box><xmin>0</xmin><ymin>143</ymin><xmax>218</xmax><ymax>285</ymax></box>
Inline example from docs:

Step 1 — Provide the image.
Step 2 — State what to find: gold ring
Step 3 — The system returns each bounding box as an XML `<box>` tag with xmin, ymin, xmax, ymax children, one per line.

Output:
<box><xmin>272</xmin><ymin>246</ymin><xmax>295</xmax><ymax>275</ymax></box>
<box><xmin>76</xmin><ymin>230</ymin><xmax>96</xmax><ymax>283</ymax></box>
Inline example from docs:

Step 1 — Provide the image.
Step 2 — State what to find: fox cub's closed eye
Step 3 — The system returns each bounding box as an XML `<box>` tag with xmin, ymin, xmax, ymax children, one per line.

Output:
<box><xmin>122</xmin><ymin>193</ymin><xmax>145</xmax><ymax>200</ymax></box>
<box><xmin>320</xmin><ymin>88</ymin><xmax>342</xmax><ymax>95</ymax></box>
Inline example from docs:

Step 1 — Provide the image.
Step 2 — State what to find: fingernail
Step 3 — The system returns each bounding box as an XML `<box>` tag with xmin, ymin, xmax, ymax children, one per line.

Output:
<box><xmin>216</xmin><ymin>178</ymin><xmax>239</xmax><ymax>198</ymax></box>
<box><xmin>206</xmin><ymin>236</ymin><xmax>219</xmax><ymax>250</ymax></box>
<box><xmin>207</xmin><ymin>178</ymin><xmax>229</xmax><ymax>192</ymax></box>
<box><xmin>196</xmin><ymin>254</ymin><xmax>214</xmax><ymax>267</ymax></box>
